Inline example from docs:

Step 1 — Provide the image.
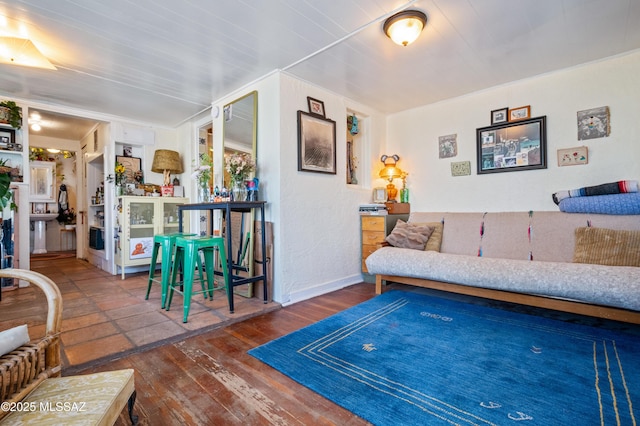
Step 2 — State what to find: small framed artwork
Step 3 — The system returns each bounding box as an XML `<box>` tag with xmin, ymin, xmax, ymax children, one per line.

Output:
<box><xmin>115</xmin><ymin>155</ymin><xmax>142</xmax><ymax>184</ymax></box>
<box><xmin>372</xmin><ymin>187</ymin><xmax>387</xmax><ymax>203</ymax></box>
<box><xmin>509</xmin><ymin>105</ymin><xmax>531</xmax><ymax>122</ymax></box>
<box><xmin>297</xmin><ymin>111</ymin><xmax>336</xmax><ymax>174</ymax></box>
<box><xmin>122</xmin><ymin>145</ymin><xmax>133</xmax><ymax>157</ymax></box>
<box><xmin>557</xmin><ymin>146</ymin><xmax>588</xmax><ymax>166</ymax></box>
<box><xmin>577</xmin><ymin>106</ymin><xmax>610</xmax><ymax>140</ymax></box>
<box><xmin>438</xmin><ymin>134</ymin><xmax>457</xmax><ymax>158</ymax></box>
<box><xmin>0</xmin><ymin>128</ymin><xmax>15</xmax><ymax>149</ymax></box>
<box><xmin>307</xmin><ymin>97</ymin><xmax>325</xmax><ymax>118</ymax></box>
<box><xmin>451</xmin><ymin>161</ymin><xmax>471</xmax><ymax>177</ymax></box>
<box><xmin>491</xmin><ymin>108</ymin><xmax>508</xmax><ymax>124</ymax></box>
<box><xmin>476</xmin><ymin>116</ymin><xmax>547</xmax><ymax>174</ymax></box>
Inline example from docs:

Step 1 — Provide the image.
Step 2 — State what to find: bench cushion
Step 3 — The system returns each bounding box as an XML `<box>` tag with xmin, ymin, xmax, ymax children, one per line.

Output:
<box><xmin>0</xmin><ymin>369</ymin><xmax>134</xmax><ymax>425</ymax></box>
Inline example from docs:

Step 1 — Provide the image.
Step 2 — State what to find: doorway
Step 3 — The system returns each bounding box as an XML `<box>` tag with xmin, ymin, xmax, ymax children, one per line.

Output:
<box><xmin>27</xmin><ymin>109</ymin><xmax>102</xmax><ymax>261</ymax></box>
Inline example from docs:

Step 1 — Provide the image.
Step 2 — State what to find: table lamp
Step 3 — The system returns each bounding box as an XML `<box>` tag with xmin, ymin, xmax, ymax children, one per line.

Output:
<box><xmin>379</xmin><ymin>154</ymin><xmax>403</xmax><ymax>202</ymax></box>
<box><xmin>151</xmin><ymin>149</ymin><xmax>183</xmax><ymax>196</ymax></box>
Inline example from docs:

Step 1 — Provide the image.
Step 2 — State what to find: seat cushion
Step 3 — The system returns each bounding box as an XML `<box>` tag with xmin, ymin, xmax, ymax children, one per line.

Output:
<box><xmin>1</xmin><ymin>369</ymin><xmax>134</xmax><ymax>426</ymax></box>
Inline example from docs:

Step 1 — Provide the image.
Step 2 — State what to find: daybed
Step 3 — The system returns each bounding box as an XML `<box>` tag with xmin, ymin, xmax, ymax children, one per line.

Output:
<box><xmin>365</xmin><ymin>211</ymin><xmax>640</xmax><ymax>324</ymax></box>
<box><xmin>0</xmin><ymin>269</ymin><xmax>137</xmax><ymax>425</ymax></box>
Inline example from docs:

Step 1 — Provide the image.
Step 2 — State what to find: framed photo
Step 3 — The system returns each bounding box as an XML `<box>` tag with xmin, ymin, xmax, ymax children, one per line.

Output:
<box><xmin>438</xmin><ymin>134</ymin><xmax>457</xmax><ymax>158</ymax></box>
<box><xmin>297</xmin><ymin>111</ymin><xmax>336</xmax><ymax>174</ymax></box>
<box><xmin>122</xmin><ymin>145</ymin><xmax>133</xmax><ymax>157</ymax></box>
<box><xmin>115</xmin><ymin>155</ymin><xmax>142</xmax><ymax>184</ymax></box>
<box><xmin>476</xmin><ymin>116</ymin><xmax>547</xmax><ymax>174</ymax></box>
<box><xmin>0</xmin><ymin>128</ymin><xmax>15</xmax><ymax>149</ymax></box>
<box><xmin>307</xmin><ymin>97</ymin><xmax>325</xmax><ymax>118</ymax></box>
<box><xmin>557</xmin><ymin>146</ymin><xmax>588</xmax><ymax>167</ymax></box>
<box><xmin>372</xmin><ymin>187</ymin><xmax>387</xmax><ymax>203</ymax></box>
<box><xmin>509</xmin><ymin>105</ymin><xmax>531</xmax><ymax>121</ymax></box>
<box><xmin>491</xmin><ymin>108</ymin><xmax>508</xmax><ymax>124</ymax></box>
<box><xmin>577</xmin><ymin>106</ymin><xmax>610</xmax><ymax>140</ymax></box>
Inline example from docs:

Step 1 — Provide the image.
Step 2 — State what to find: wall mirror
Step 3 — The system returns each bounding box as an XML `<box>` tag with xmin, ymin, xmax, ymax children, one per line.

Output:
<box><xmin>29</xmin><ymin>160</ymin><xmax>55</xmax><ymax>201</ymax></box>
<box><xmin>223</xmin><ymin>90</ymin><xmax>257</xmax><ymax>186</ymax></box>
<box><xmin>223</xmin><ymin>91</ymin><xmax>258</xmax><ymax>291</ymax></box>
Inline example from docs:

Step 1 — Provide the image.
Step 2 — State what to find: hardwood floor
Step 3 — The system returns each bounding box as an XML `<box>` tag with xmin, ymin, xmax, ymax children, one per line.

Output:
<box><xmin>79</xmin><ymin>282</ymin><xmax>377</xmax><ymax>425</ymax></box>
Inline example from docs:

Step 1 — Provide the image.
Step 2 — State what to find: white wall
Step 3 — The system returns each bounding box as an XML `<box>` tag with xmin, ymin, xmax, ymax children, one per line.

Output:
<box><xmin>386</xmin><ymin>51</ymin><xmax>640</xmax><ymax>212</ymax></box>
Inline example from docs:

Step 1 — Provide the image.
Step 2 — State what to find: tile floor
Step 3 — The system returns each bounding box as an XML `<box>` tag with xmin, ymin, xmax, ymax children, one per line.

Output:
<box><xmin>0</xmin><ymin>253</ymin><xmax>280</xmax><ymax>372</ymax></box>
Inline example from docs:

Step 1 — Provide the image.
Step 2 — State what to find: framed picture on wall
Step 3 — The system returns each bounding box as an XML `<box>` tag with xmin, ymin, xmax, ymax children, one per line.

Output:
<box><xmin>476</xmin><ymin>116</ymin><xmax>547</xmax><ymax>174</ymax></box>
<box><xmin>116</xmin><ymin>155</ymin><xmax>142</xmax><ymax>183</ymax></box>
<box><xmin>307</xmin><ymin>97</ymin><xmax>325</xmax><ymax>118</ymax></box>
<box><xmin>297</xmin><ymin>111</ymin><xmax>336</xmax><ymax>174</ymax></box>
<box><xmin>491</xmin><ymin>107</ymin><xmax>508</xmax><ymax>124</ymax></box>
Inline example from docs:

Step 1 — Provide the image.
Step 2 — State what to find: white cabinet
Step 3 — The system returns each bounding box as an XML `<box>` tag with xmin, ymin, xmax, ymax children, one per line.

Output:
<box><xmin>115</xmin><ymin>196</ymin><xmax>189</xmax><ymax>279</ymax></box>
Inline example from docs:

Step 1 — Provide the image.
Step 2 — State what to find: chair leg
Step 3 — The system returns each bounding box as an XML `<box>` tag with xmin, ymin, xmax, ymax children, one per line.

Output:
<box><xmin>202</xmin><ymin>247</ymin><xmax>215</xmax><ymax>299</ymax></box>
<box><xmin>215</xmin><ymin>243</ymin><xmax>231</xmax><ymax>311</ymax></box>
<box><xmin>128</xmin><ymin>390</ymin><xmax>138</xmax><ymax>425</ymax></box>
<box><xmin>145</xmin><ymin>242</ymin><xmax>160</xmax><ymax>300</ymax></box>
<box><xmin>160</xmin><ymin>240</ymin><xmax>174</xmax><ymax>309</ymax></box>
<box><xmin>166</xmin><ymin>247</ymin><xmax>183</xmax><ymax>311</ymax></box>
<box><xmin>182</xmin><ymin>244</ymin><xmax>195</xmax><ymax>323</ymax></box>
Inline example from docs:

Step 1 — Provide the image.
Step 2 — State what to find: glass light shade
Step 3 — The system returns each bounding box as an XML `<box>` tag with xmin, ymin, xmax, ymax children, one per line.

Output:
<box><xmin>0</xmin><ymin>37</ymin><xmax>56</xmax><ymax>70</ymax></box>
<box><xmin>383</xmin><ymin>10</ymin><xmax>427</xmax><ymax>46</ymax></box>
<box><xmin>379</xmin><ymin>165</ymin><xmax>403</xmax><ymax>181</ymax></box>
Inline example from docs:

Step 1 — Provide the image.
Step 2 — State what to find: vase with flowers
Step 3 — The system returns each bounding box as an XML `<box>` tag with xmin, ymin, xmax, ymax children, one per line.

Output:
<box><xmin>192</xmin><ymin>153</ymin><xmax>213</xmax><ymax>202</ymax></box>
<box><xmin>114</xmin><ymin>162</ymin><xmax>126</xmax><ymax>196</ymax></box>
<box><xmin>225</xmin><ymin>152</ymin><xmax>255</xmax><ymax>202</ymax></box>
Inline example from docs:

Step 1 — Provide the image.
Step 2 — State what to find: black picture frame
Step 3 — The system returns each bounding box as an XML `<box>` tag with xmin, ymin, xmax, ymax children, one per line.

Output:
<box><xmin>116</xmin><ymin>155</ymin><xmax>142</xmax><ymax>183</ymax></box>
<box><xmin>490</xmin><ymin>107</ymin><xmax>508</xmax><ymax>124</ymax></box>
<box><xmin>477</xmin><ymin>116</ymin><xmax>547</xmax><ymax>174</ymax></box>
<box><xmin>306</xmin><ymin>97</ymin><xmax>325</xmax><ymax>118</ymax></box>
<box><xmin>297</xmin><ymin>111</ymin><xmax>336</xmax><ymax>174</ymax></box>
<box><xmin>0</xmin><ymin>127</ymin><xmax>15</xmax><ymax>150</ymax></box>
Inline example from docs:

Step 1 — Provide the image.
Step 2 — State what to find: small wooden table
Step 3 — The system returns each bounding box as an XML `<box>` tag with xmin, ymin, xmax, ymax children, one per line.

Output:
<box><xmin>177</xmin><ymin>201</ymin><xmax>268</xmax><ymax>313</ymax></box>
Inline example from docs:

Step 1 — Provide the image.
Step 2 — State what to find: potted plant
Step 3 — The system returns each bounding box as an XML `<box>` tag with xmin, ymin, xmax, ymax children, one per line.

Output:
<box><xmin>0</xmin><ymin>100</ymin><xmax>22</xmax><ymax>129</ymax></box>
<box><xmin>0</xmin><ymin>159</ymin><xmax>16</xmax><ymax>211</ymax></box>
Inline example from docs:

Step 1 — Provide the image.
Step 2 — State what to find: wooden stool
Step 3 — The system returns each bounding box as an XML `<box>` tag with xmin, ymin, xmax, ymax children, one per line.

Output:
<box><xmin>145</xmin><ymin>232</ymin><xmax>196</xmax><ymax>308</ymax></box>
<box><xmin>166</xmin><ymin>236</ymin><xmax>229</xmax><ymax>323</ymax></box>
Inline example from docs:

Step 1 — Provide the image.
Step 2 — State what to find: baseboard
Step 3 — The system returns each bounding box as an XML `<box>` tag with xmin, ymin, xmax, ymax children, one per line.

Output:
<box><xmin>281</xmin><ymin>274</ymin><xmax>364</xmax><ymax>306</ymax></box>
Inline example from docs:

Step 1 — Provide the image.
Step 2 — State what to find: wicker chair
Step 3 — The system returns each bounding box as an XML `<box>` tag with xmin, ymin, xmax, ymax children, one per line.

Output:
<box><xmin>0</xmin><ymin>269</ymin><xmax>137</xmax><ymax>425</ymax></box>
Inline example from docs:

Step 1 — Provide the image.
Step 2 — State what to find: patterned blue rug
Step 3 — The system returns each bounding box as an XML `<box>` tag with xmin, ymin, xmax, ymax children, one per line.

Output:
<box><xmin>249</xmin><ymin>290</ymin><xmax>640</xmax><ymax>425</ymax></box>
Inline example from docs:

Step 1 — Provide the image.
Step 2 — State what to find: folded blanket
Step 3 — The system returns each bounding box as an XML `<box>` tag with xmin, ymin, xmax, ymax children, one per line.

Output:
<box><xmin>552</xmin><ymin>180</ymin><xmax>638</xmax><ymax>205</ymax></box>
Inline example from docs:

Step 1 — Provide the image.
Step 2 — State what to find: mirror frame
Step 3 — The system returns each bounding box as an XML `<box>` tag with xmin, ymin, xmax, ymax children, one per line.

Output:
<box><xmin>29</xmin><ymin>160</ymin><xmax>56</xmax><ymax>201</ymax></box>
<box><xmin>222</xmin><ymin>90</ymin><xmax>258</xmax><ymax>187</ymax></box>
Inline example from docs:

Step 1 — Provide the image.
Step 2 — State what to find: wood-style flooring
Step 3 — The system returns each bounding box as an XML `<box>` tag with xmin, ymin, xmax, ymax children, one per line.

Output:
<box><xmin>84</xmin><ymin>282</ymin><xmax>377</xmax><ymax>425</ymax></box>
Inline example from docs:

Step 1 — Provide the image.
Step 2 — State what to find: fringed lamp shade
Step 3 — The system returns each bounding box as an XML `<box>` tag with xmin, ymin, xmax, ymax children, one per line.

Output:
<box><xmin>151</xmin><ymin>149</ymin><xmax>183</xmax><ymax>186</ymax></box>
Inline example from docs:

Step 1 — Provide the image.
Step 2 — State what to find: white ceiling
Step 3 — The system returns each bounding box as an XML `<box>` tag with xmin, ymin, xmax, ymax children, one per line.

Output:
<box><xmin>1</xmin><ymin>0</ymin><xmax>640</xmax><ymax>139</ymax></box>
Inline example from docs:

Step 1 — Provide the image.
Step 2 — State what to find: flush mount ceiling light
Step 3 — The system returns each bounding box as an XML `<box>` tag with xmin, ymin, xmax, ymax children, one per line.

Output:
<box><xmin>383</xmin><ymin>10</ymin><xmax>427</xmax><ymax>47</ymax></box>
<box><xmin>0</xmin><ymin>36</ymin><xmax>56</xmax><ymax>70</ymax></box>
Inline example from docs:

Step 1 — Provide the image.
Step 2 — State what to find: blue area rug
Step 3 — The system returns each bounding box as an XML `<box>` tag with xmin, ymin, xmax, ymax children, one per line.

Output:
<box><xmin>249</xmin><ymin>290</ymin><xmax>640</xmax><ymax>425</ymax></box>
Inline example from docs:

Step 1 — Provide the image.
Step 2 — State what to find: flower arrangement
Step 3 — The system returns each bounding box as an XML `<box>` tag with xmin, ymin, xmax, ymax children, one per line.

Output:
<box><xmin>114</xmin><ymin>162</ymin><xmax>126</xmax><ymax>185</ymax></box>
<box><xmin>225</xmin><ymin>152</ymin><xmax>255</xmax><ymax>184</ymax></box>
<box><xmin>57</xmin><ymin>208</ymin><xmax>76</xmax><ymax>225</ymax></box>
<box><xmin>191</xmin><ymin>153</ymin><xmax>213</xmax><ymax>187</ymax></box>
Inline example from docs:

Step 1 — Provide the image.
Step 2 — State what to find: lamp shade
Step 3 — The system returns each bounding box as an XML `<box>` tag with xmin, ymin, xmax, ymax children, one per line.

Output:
<box><xmin>383</xmin><ymin>10</ymin><xmax>427</xmax><ymax>46</ymax></box>
<box><xmin>0</xmin><ymin>36</ymin><xmax>56</xmax><ymax>70</ymax></box>
<box><xmin>379</xmin><ymin>165</ymin><xmax>403</xmax><ymax>181</ymax></box>
<box><xmin>151</xmin><ymin>149</ymin><xmax>183</xmax><ymax>174</ymax></box>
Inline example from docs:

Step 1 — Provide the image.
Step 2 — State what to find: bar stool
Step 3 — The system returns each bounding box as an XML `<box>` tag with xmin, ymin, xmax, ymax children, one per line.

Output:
<box><xmin>166</xmin><ymin>235</ymin><xmax>229</xmax><ymax>323</ymax></box>
<box><xmin>145</xmin><ymin>232</ymin><xmax>196</xmax><ymax>308</ymax></box>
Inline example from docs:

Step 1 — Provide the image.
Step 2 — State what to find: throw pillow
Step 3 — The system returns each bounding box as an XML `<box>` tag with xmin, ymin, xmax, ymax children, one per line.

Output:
<box><xmin>573</xmin><ymin>227</ymin><xmax>640</xmax><ymax>267</ymax></box>
<box><xmin>412</xmin><ymin>221</ymin><xmax>444</xmax><ymax>252</ymax></box>
<box><xmin>0</xmin><ymin>324</ymin><xmax>30</xmax><ymax>356</ymax></box>
<box><xmin>385</xmin><ymin>220</ymin><xmax>434</xmax><ymax>250</ymax></box>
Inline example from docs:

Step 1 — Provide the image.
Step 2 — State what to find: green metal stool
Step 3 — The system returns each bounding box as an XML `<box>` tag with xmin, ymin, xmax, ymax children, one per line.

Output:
<box><xmin>166</xmin><ymin>235</ymin><xmax>229</xmax><ymax>323</ymax></box>
<box><xmin>145</xmin><ymin>232</ymin><xmax>196</xmax><ymax>308</ymax></box>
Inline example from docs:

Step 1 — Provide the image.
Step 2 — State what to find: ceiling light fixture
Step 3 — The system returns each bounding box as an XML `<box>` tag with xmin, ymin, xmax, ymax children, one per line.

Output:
<box><xmin>0</xmin><ymin>36</ymin><xmax>56</xmax><ymax>70</ymax></box>
<box><xmin>383</xmin><ymin>10</ymin><xmax>427</xmax><ymax>47</ymax></box>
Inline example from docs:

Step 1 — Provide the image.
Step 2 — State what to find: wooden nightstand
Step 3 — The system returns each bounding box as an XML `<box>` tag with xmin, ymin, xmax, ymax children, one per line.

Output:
<box><xmin>360</xmin><ymin>213</ymin><xmax>409</xmax><ymax>282</ymax></box>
